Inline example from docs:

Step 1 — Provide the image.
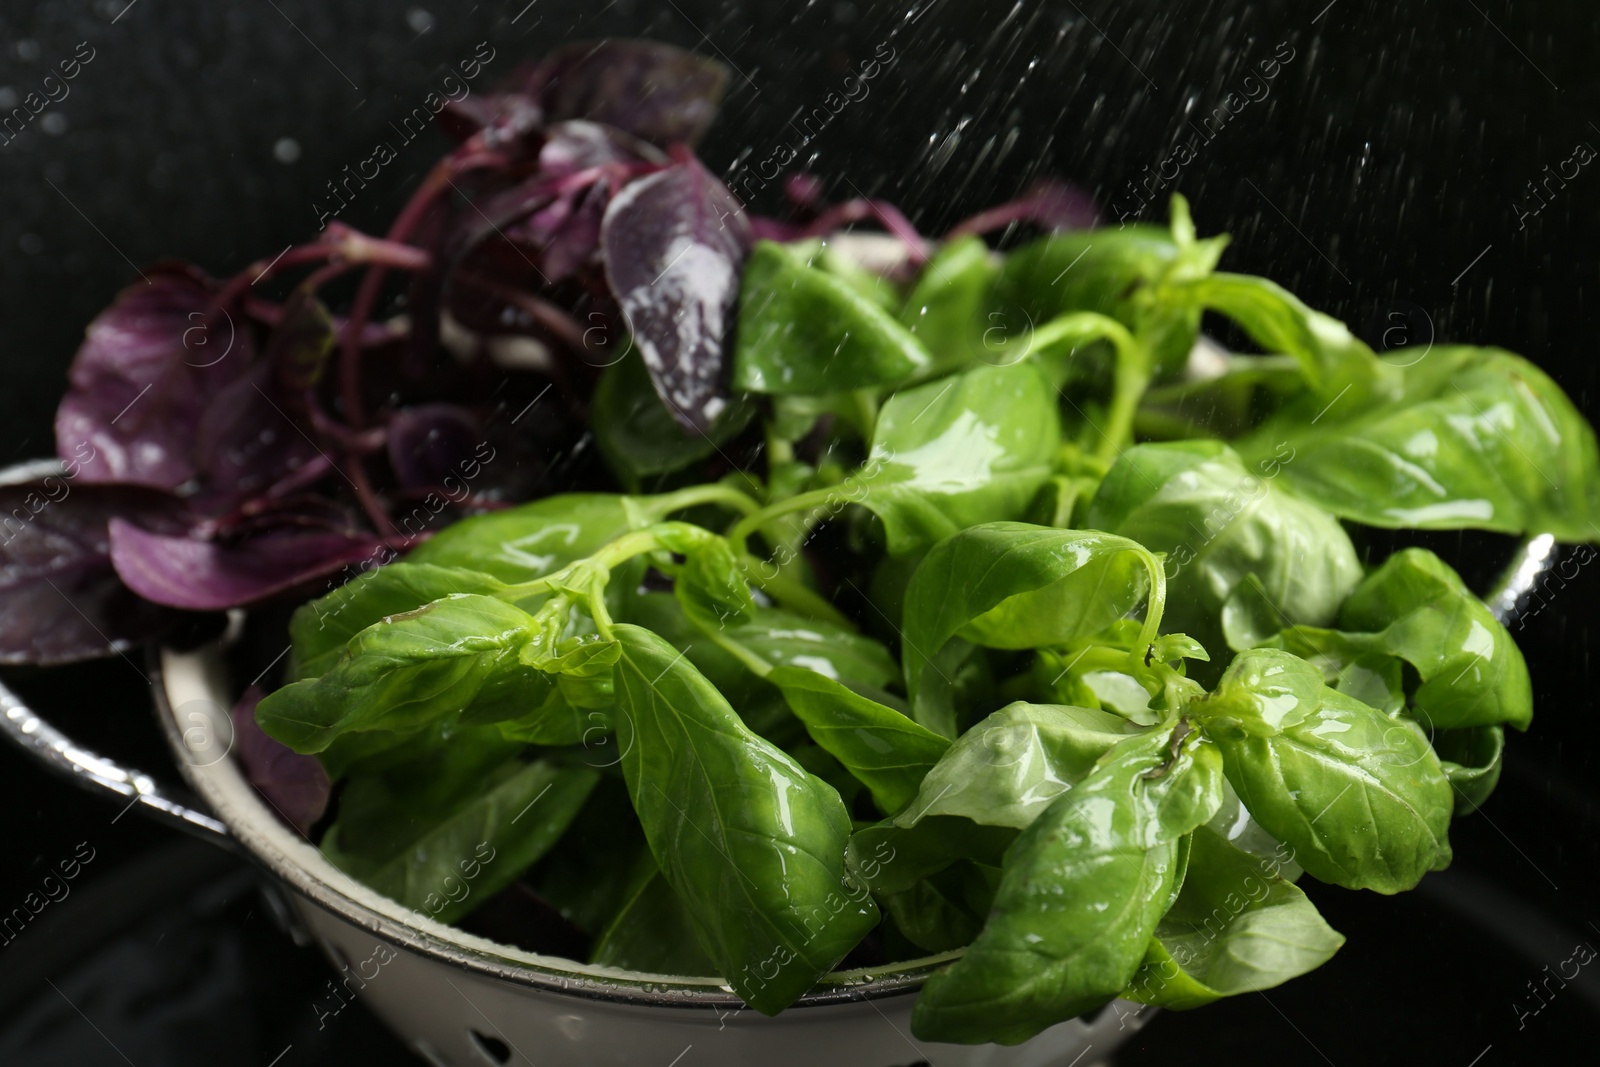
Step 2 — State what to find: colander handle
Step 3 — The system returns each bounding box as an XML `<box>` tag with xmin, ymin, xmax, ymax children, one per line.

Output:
<box><xmin>0</xmin><ymin>665</ymin><xmax>232</xmax><ymax>846</ymax></box>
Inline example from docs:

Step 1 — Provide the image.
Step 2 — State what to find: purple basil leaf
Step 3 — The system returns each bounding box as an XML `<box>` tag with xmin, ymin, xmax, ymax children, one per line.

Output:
<box><xmin>109</xmin><ymin>517</ymin><xmax>383</xmax><ymax>611</ymax></box>
<box><xmin>437</xmin><ymin>91</ymin><xmax>545</xmax><ymax>151</ymax></box>
<box><xmin>601</xmin><ymin>154</ymin><xmax>751</xmax><ymax>431</ymax></box>
<box><xmin>266</xmin><ymin>287</ymin><xmax>337</xmax><ymax>391</ymax></box>
<box><xmin>530</xmin><ymin>180</ymin><xmax>609</xmax><ymax>282</ymax></box>
<box><xmin>530</xmin><ymin>41</ymin><xmax>729</xmax><ymax>148</ymax></box>
<box><xmin>444</xmin><ymin>171</ymin><xmax>565</xmax><ymax>264</ymax></box>
<box><xmin>55</xmin><ymin>265</ymin><xmax>253</xmax><ymax>491</ymax></box>
<box><xmin>231</xmin><ymin>684</ymin><xmax>330</xmax><ymax>836</ymax></box>
<box><xmin>443</xmin><ymin>241</ymin><xmax>555</xmax><ymax>337</ymax></box>
<box><xmin>443</xmin><ymin>124</ymin><xmax>659</xmax><ymax>283</ymax></box>
<box><xmin>192</xmin><ymin>364</ymin><xmax>321</xmax><ymax>507</ymax></box>
<box><xmin>539</xmin><ymin>119</ymin><xmax>666</xmax><ymax>176</ymax></box>
<box><xmin>388</xmin><ymin>404</ymin><xmax>484</xmax><ymax>490</ymax></box>
<box><xmin>0</xmin><ymin>479</ymin><xmax>189</xmax><ymax>664</ymax></box>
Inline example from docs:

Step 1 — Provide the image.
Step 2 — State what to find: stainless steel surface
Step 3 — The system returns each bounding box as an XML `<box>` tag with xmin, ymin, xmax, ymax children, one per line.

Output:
<box><xmin>0</xmin><ymin>674</ymin><xmax>230</xmax><ymax>844</ymax></box>
<box><xmin>1484</xmin><ymin>533</ymin><xmax>1560</xmax><ymax>625</ymax></box>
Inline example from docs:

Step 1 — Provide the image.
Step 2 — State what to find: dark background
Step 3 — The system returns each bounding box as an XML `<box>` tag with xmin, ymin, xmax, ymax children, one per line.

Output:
<box><xmin>2</xmin><ymin>0</ymin><xmax>1598</xmax><ymax>1063</ymax></box>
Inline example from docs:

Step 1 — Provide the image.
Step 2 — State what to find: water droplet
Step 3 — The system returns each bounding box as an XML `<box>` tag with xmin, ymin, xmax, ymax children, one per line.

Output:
<box><xmin>14</xmin><ymin>40</ymin><xmax>40</xmax><ymax>62</ymax></box>
<box><xmin>40</xmin><ymin>112</ymin><xmax>67</xmax><ymax>136</ymax></box>
<box><xmin>406</xmin><ymin>7</ymin><xmax>435</xmax><ymax>34</ymax></box>
<box><xmin>274</xmin><ymin>137</ymin><xmax>302</xmax><ymax>164</ymax></box>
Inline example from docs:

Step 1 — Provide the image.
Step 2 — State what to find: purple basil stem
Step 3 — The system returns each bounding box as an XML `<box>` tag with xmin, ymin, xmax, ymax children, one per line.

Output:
<box><xmin>601</xmin><ymin>153</ymin><xmax>751</xmax><ymax>432</ymax></box>
<box><xmin>55</xmin><ymin>265</ymin><xmax>252</xmax><ymax>491</ymax></box>
<box><xmin>749</xmin><ymin>215</ymin><xmax>806</xmax><ymax>242</ymax></box>
<box><xmin>528</xmin><ymin>40</ymin><xmax>730</xmax><ymax>148</ymax></box>
<box><xmin>784</xmin><ymin>173</ymin><xmax>826</xmax><ymax>211</ymax></box>
<box><xmin>0</xmin><ymin>481</ymin><xmax>188</xmax><ymax>664</ymax></box>
<box><xmin>388</xmin><ymin>404</ymin><xmax>485</xmax><ymax>491</ymax></box>
<box><xmin>946</xmin><ymin>178</ymin><xmax>1100</xmax><ymax>238</ymax></box>
<box><xmin>109</xmin><ymin>517</ymin><xmax>383</xmax><ymax>612</ymax></box>
<box><xmin>230</xmin><ymin>685</ymin><xmax>330</xmax><ymax>837</ymax></box>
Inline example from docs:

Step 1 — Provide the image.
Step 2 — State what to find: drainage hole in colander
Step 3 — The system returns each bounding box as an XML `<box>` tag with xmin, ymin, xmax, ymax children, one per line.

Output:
<box><xmin>468</xmin><ymin>1030</ymin><xmax>512</xmax><ymax>1064</ymax></box>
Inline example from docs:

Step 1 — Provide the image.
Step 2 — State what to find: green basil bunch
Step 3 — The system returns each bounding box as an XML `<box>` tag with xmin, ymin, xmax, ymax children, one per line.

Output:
<box><xmin>256</xmin><ymin>196</ymin><xmax>1585</xmax><ymax>1044</ymax></box>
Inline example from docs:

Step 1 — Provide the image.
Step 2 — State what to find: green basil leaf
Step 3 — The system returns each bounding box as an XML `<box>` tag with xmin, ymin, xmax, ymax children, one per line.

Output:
<box><xmin>626</xmin><ymin>593</ymin><xmax>794</xmax><ymax>740</ymax></box>
<box><xmin>314</xmin><ymin>712</ymin><xmax>499</xmax><ymax>781</ymax></box>
<box><xmin>1218</xmin><ymin>571</ymin><xmax>1293</xmax><ymax>652</ymax></box>
<box><xmin>630</xmin><ymin>592</ymin><xmax>900</xmax><ymax>743</ymax></box>
<box><xmin>1088</xmin><ymin>440</ymin><xmax>1363</xmax><ymax>658</ymax></box>
<box><xmin>405</xmin><ymin>493</ymin><xmax>650</xmax><ymax>582</ymax></box>
<box><xmin>671</xmin><ymin>533</ymin><xmax>757</xmax><ymax>629</ymax></box>
<box><xmin>323</xmin><ymin>756</ymin><xmax>598</xmax><ymax>926</ymax></box>
<box><xmin>521</xmin><ymin>632</ymin><xmax>620</xmax><ymax>678</ymax></box>
<box><xmin>1203</xmin><ymin>776</ymin><xmax>1303</xmax><ymax>882</ymax></box>
<box><xmin>846</xmin><ymin>815</ymin><xmax>1017</xmax><ymax>898</ymax></box>
<box><xmin>899</xmin><ymin>236</ymin><xmax>999</xmax><ymax>370</ymax></box>
<box><xmin>994</xmin><ymin>229</ymin><xmax>1180</xmax><ymax>330</ymax></box>
<box><xmin>991</xmin><ymin>224</ymin><xmax>1220</xmax><ymax>375</ymax></box>
<box><xmin>1253</xmin><ymin>625</ymin><xmax>1403</xmax><ymax>713</ymax></box>
<box><xmin>813</xmin><ymin>241</ymin><xmax>903</xmax><ymax>310</ymax></box>
<box><xmin>789</xmin><ymin>742</ymin><xmax>866</xmax><ymax>810</ymax></box>
<box><xmin>883</xmin><ymin>863</ymin><xmax>987</xmax><ymax>953</ymax></box>
<box><xmin>894</xmin><ymin>702</ymin><xmax>1139</xmax><ymax>830</ymax></box>
<box><xmin>484</xmin><ymin>684</ymin><xmax>590</xmax><ymax>746</ymax></box>
<box><xmin>732</xmin><ymin>240</ymin><xmax>931</xmax><ymax>395</ymax></box>
<box><xmin>1207</xmin><ymin>684</ymin><xmax>1453</xmax><ymax>893</ymax></box>
<box><xmin>765</xmin><ymin>392</ymin><xmax>869</xmax><ymax>447</ymax></box>
<box><xmin>556</xmin><ymin>669</ymin><xmax>616</xmax><ymax>712</ymax></box>
<box><xmin>1171</xmin><ymin>273</ymin><xmax>1391</xmax><ymax>404</ymax></box>
<box><xmin>612</xmin><ymin>624</ymin><xmax>878</xmax><ymax>1013</ymax></box>
<box><xmin>1135</xmin><ymin>352</ymin><xmax>1307</xmax><ymax>442</ymax></box>
<box><xmin>851</xmin><ymin>361</ymin><xmax>1063</xmax><ymax>557</ymax></box>
<box><xmin>768</xmin><ymin>665</ymin><xmax>949</xmax><ymax>815</ymax></box>
<box><xmin>1338</xmin><ymin>548</ymin><xmax>1532</xmax><ymax>731</ymax></box>
<box><xmin>901</xmin><ymin>522</ymin><xmax>1158</xmax><ymax>736</ymax></box>
<box><xmin>325</xmin><ymin>715</ymin><xmax>522</xmax><ymax>796</ymax></box>
<box><xmin>527</xmin><ymin>778</ymin><xmax>648</xmax><ymax>935</ymax></box>
<box><xmin>1124</xmin><ymin>826</ymin><xmax>1344</xmax><ymax>1009</ymax></box>
<box><xmin>910</xmin><ymin>726</ymin><xmax>1225</xmax><ymax>1045</ymax></box>
<box><xmin>257</xmin><ymin>594</ymin><xmax>542</xmax><ymax>753</ymax></box>
<box><xmin>590</xmin><ymin>855</ymin><xmax>720</xmax><ymax>976</ymax></box>
<box><xmin>1255</xmin><ymin>549</ymin><xmax>1531</xmax><ymax>733</ymax></box>
<box><xmin>593</xmin><ymin>352</ymin><xmax>755</xmax><ymax>490</ymax></box>
<box><xmin>1200</xmin><ymin>648</ymin><xmax>1325</xmax><ymax>736</ymax></box>
<box><xmin>1241</xmin><ymin>346</ymin><xmax>1600</xmax><ymax>539</ymax></box>
<box><xmin>287</xmin><ymin>563</ymin><xmax>508</xmax><ymax>682</ymax></box>
<box><xmin>1435</xmin><ymin>725</ymin><xmax>1504</xmax><ymax>815</ymax></box>
<box><xmin>734</xmin><ymin>613</ymin><xmax>900</xmax><ymax>690</ymax></box>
